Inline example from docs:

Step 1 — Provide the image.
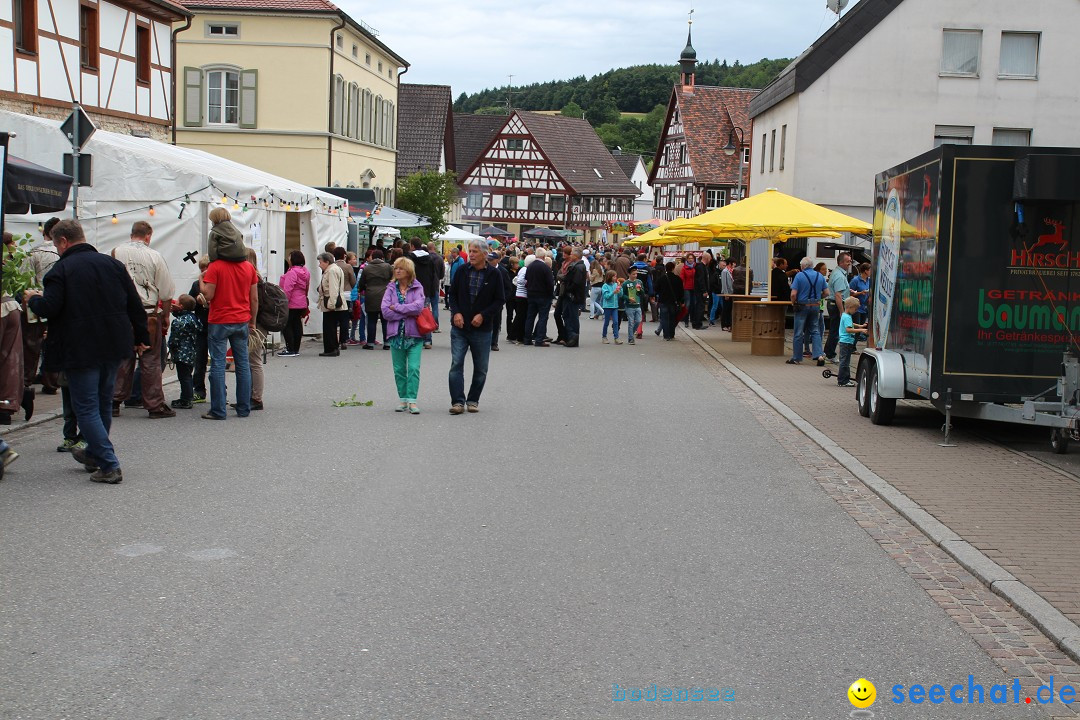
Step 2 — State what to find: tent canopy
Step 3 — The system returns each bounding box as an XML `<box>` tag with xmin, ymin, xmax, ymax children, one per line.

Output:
<box><xmin>662</xmin><ymin>189</ymin><xmax>872</xmax><ymax>241</ymax></box>
<box><xmin>432</xmin><ymin>225</ymin><xmax>483</xmax><ymax>242</ymax></box>
<box><xmin>624</xmin><ymin>222</ymin><xmax>713</xmax><ymax>247</ymax></box>
<box><xmin>3</xmin><ymin>154</ymin><xmax>72</xmax><ymax>214</ymax></box>
<box><xmin>478</xmin><ymin>225</ymin><xmax>514</xmax><ymax>238</ymax></box>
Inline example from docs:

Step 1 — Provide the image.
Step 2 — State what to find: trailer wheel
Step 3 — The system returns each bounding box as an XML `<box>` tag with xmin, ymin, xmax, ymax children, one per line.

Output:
<box><xmin>1050</xmin><ymin>429</ymin><xmax>1070</xmax><ymax>454</ymax></box>
<box><xmin>856</xmin><ymin>362</ymin><xmax>871</xmax><ymax>418</ymax></box>
<box><xmin>868</xmin><ymin>365</ymin><xmax>896</xmax><ymax>425</ymax></box>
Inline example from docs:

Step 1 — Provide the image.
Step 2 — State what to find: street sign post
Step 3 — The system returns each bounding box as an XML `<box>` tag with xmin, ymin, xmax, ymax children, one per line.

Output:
<box><xmin>60</xmin><ymin>103</ymin><xmax>96</xmax><ymax>218</ymax></box>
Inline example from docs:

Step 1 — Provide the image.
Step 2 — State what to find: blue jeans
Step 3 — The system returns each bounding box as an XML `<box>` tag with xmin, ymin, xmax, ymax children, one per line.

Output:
<box><xmin>590</xmin><ymin>286</ymin><xmax>603</xmax><ymax>317</ymax></box>
<box><xmin>429</xmin><ymin>299</ymin><xmax>440</xmax><ymax>330</ymax></box>
<box><xmin>625</xmin><ymin>307</ymin><xmax>642</xmax><ymax>336</ymax></box>
<box><xmin>709</xmin><ymin>293</ymin><xmax>723</xmax><ymax>324</ymax></box>
<box><xmin>792</xmin><ymin>306</ymin><xmax>823</xmax><ymax>361</ymax></box>
<box><xmin>208</xmin><ymin>323</ymin><xmax>251</xmax><ymax>419</ymax></box>
<box><xmin>602</xmin><ymin>307</ymin><xmax>620</xmax><ymax>338</ymax></box>
<box><xmin>66</xmin><ymin>362</ymin><xmax>121</xmax><ymax>471</ymax></box>
<box><xmin>838</xmin><ymin>342</ymin><xmax>855</xmax><ymax>385</ymax></box>
<box><xmin>562</xmin><ymin>300</ymin><xmax>582</xmax><ymax>339</ymax></box>
<box><xmin>683</xmin><ymin>290</ymin><xmax>701</xmax><ymax>326</ymax></box>
<box><xmin>449</xmin><ymin>326</ymin><xmax>492</xmax><ymax>406</ymax></box>
<box><xmin>659</xmin><ymin>304</ymin><xmax>677</xmax><ymax>339</ymax></box>
<box><xmin>524</xmin><ymin>298</ymin><xmax>551</xmax><ymax>344</ymax></box>
<box><xmin>176</xmin><ymin>361</ymin><xmax>193</xmax><ymax>402</ymax></box>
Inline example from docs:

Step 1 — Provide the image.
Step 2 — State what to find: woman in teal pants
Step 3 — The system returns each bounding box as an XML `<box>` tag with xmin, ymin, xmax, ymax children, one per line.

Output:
<box><xmin>381</xmin><ymin>257</ymin><xmax>426</xmax><ymax>414</ymax></box>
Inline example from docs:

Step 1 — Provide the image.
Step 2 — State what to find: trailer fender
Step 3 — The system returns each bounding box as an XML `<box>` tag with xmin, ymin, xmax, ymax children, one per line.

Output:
<box><xmin>859</xmin><ymin>349</ymin><xmax>906</xmax><ymax>399</ymax></box>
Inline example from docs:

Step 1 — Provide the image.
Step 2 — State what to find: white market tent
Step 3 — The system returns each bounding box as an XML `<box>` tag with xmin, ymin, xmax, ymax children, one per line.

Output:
<box><xmin>1</xmin><ymin>110</ymin><xmax>348</xmax><ymax>293</ymax></box>
<box><xmin>432</xmin><ymin>225</ymin><xmax>483</xmax><ymax>243</ymax></box>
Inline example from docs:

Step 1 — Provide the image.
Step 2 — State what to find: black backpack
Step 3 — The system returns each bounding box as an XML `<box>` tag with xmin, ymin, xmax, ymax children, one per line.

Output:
<box><xmin>257</xmin><ymin>279</ymin><xmax>289</xmax><ymax>332</ymax></box>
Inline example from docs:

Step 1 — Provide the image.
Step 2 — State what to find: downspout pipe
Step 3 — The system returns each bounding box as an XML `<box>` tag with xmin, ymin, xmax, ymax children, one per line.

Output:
<box><xmin>327</xmin><ymin>14</ymin><xmax>348</xmax><ymax>186</ymax></box>
<box><xmin>394</xmin><ymin>64</ymin><xmax>408</xmax><ymax>192</ymax></box>
<box><xmin>170</xmin><ymin>15</ymin><xmax>192</xmax><ymax>145</ymax></box>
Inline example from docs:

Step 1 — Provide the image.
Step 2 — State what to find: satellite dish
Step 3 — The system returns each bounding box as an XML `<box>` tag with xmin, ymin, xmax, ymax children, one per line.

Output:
<box><xmin>826</xmin><ymin>0</ymin><xmax>849</xmax><ymax>14</ymax></box>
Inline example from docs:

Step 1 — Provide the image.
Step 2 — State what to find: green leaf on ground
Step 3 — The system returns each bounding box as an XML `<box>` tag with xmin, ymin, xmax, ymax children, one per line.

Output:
<box><xmin>331</xmin><ymin>394</ymin><xmax>374</xmax><ymax>407</ymax></box>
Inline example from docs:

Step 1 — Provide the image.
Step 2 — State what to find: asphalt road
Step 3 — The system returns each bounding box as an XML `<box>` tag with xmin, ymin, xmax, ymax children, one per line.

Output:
<box><xmin>0</xmin><ymin>325</ymin><xmax>1047</xmax><ymax>719</ymax></box>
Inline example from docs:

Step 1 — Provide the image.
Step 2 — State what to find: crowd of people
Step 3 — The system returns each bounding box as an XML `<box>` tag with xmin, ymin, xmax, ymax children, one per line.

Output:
<box><xmin>2</xmin><ymin>213</ymin><xmax>873</xmax><ymax>483</ymax></box>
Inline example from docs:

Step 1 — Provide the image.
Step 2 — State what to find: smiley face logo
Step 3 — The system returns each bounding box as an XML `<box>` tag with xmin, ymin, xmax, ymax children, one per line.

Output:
<box><xmin>848</xmin><ymin>678</ymin><xmax>876</xmax><ymax>708</ymax></box>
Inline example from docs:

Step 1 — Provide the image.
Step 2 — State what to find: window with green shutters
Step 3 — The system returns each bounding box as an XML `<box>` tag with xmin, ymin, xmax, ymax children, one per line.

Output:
<box><xmin>183</xmin><ymin>66</ymin><xmax>257</xmax><ymax>128</ymax></box>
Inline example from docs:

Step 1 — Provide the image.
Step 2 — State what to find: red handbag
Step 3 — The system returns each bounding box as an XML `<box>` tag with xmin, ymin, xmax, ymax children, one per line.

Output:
<box><xmin>416</xmin><ymin>307</ymin><xmax>437</xmax><ymax>335</ymax></box>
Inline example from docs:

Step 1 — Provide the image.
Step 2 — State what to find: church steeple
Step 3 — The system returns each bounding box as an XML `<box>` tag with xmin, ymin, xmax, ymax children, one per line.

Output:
<box><xmin>679</xmin><ymin>13</ymin><xmax>697</xmax><ymax>90</ymax></box>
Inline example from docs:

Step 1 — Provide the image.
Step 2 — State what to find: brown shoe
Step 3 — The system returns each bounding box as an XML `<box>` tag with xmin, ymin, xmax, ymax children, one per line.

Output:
<box><xmin>148</xmin><ymin>407</ymin><xmax>176</xmax><ymax>419</ymax></box>
<box><xmin>449</xmin><ymin>404</ymin><xmax>465</xmax><ymax>415</ymax></box>
<box><xmin>112</xmin><ymin>403</ymin><xmax>121</xmax><ymax>418</ymax></box>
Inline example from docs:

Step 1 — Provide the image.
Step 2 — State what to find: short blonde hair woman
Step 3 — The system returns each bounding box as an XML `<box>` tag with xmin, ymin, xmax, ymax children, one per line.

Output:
<box><xmin>381</xmin><ymin>256</ymin><xmax>426</xmax><ymax>413</ymax></box>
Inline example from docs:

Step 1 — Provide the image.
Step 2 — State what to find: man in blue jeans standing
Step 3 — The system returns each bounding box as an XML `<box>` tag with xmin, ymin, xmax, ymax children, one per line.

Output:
<box><xmin>447</xmin><ymin>238</ymin><xmax>505</xmax><ymax>414</ymax></box>
<box><xmin>786</xmin><ymin>256</ymin><xmax>828</xmax><ymax>366</ymax></box>
<box><xmin>26</xmin><ymin>220</ymin><xmax>150</xmax><ymax>484</ymax></box>
<box><xmin>199</xmin><ymin>251</ymin><xmax>259</xmax><ymax>419</ymax></box>
<box><xmin>522</xmin><ymin>247</ymin><xmax>554</xmax><ymax>347</ymax></box>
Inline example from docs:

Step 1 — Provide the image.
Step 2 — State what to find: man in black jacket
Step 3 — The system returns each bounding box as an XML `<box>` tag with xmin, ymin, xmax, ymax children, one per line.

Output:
<box><xmin>559</xmin><ymin>246</ymin><xmax>588</xmax><ymax>347</ymax></box>
<box><xmin>25</xmin><ymin>220</ymin><xmax>150</xmax><ymax>484</ymax></box>
<box><xmin>522</xmin><ymin>247</ymin><xmax>555</xmax><ymax>347</ymax></box>
<box><xmin>406</xmin><ymin>238</ymin><xmax>439</xmax><ymax>349</ymax></box>
<box><xmin>447</xmin><ymin>239</ymin><xmax>506</xmax><ymax>414</ymax></box>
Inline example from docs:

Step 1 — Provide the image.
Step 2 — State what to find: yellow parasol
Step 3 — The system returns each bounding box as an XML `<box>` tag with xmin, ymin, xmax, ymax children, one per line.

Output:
<box><xmin>662</xmin><ymin>189</ymin><xmax>871</xmax><ymax>296</ymax></box>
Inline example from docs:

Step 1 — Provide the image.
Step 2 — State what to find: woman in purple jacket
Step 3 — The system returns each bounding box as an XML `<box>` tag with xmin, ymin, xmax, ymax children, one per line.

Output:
<box><xmin>381</xmin><ymin>257</ymin><xmax>426</xmax><ymax>414</ymax></box>
<box><xmin>278</xmin><ymin>251</ymin><xmax>310</xmax><ymax>356</ymax></box>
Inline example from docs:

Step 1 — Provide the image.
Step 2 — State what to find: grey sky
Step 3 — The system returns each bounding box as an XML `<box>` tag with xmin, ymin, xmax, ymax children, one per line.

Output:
<box><xmin>341</xmin><ymin>0</ymin><xmax>862</xmax><ymax>97</ymax></box>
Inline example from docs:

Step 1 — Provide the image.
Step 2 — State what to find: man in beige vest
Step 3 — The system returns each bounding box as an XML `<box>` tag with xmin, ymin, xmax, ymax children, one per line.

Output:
<box><xmin>112</xmin><ymin>221</ymin><xmax>176</xmax><ymax>418</ymax></box>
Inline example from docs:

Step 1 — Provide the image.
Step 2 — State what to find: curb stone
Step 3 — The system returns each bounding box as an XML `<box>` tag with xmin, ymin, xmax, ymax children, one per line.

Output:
<box><xmin>683</xmin><ymin>326</ymin><xmax>1080</xmax><ymax>666</ymax></box>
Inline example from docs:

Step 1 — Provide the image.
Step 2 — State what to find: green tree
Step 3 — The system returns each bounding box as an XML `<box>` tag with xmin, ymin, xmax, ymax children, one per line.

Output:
<box><xmin>395</xmin><ymin>171</ymin><xmax>459</xmax><ymax>237</ymax></box>
<box><xmin>560</xmin><ymin>101</ymin><xmax>584</xmax><ymax>118</ymax></box>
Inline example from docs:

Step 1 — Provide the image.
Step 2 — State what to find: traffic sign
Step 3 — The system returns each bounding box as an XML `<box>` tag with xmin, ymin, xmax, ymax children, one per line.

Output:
<box><xmin>60</xmin><ymin>104</ymin><xmax>96</xmax><ymax>150</ymax></box>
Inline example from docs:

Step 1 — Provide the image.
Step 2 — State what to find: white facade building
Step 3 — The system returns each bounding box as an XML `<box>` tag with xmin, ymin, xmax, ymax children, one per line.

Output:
<box><xmin>612</xmin><ymin>151</ymin><xmax>654</xmax><ymax>221</ymax></box>
<box><xmin>0</xmin><ymin>0</ymin><xmax>188</xmax><ymax>139</ymax></box>
<box><xmin>749</xmin><ymin>0</ymin><xmax>1080</xmax><ymax>222</ymax></box>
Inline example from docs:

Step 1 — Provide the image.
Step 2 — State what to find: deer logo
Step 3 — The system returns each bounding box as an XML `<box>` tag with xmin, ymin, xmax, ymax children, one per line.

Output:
<box><xmin>1029</xmin><ymin>218</ymin><xmax>1068</xmax><ymax>252</ymax></box>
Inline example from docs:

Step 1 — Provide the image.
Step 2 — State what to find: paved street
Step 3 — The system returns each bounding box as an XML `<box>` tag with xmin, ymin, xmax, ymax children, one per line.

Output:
<box><xmin>1</xmin><ymin>322</ymin><xmax>1077</xmax><ymax>719</ymax></box>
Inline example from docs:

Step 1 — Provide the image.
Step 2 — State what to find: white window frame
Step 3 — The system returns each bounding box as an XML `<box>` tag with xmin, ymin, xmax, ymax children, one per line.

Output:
<box><xmin>941</xmin><ymin>29</ymin><xmax>982</xmax><ymax>77</ymax></box>
<box><xmin>934</xmin><ymin>124</ymin><xmax>975</xmax><ymax>147</ymax></box>
<box><xmin>706</xmin><ymin>189</ymin><xmax>727</xmax><ymax>210</ymax></box>
<box><xmin>999</xmin><ymin>32</ymin><xmax>1040</xmax><ymax>79</ymax></box>
<box><xmin>206</xmin><ymin>67</ymin><xmax>240</xmax><ymax>126</ymax></box>
<box><xmin>206</xmin><ymin>23</ymin><xmax>239</xmax><ymax>39</ymax></box>
<box><xmin>992</xmin><ymin>127</ymin><xmax>1032</xmax><ymax>146</ymax></box>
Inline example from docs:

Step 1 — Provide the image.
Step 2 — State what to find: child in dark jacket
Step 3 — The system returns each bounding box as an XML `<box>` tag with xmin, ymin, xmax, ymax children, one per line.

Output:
<box><xmin>168</xmin><ymin>294</ymin><xmax>204</xmax><ymax>409</ymax></box>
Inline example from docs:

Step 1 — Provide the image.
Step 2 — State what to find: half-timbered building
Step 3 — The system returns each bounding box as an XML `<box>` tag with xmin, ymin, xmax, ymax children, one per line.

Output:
<box><xmin>648</xmin><ymin>29</ymin><xmax>756</xmax><ymax>222</ymax></box>
<box><xmin>457</xmin><ymin>110</ymin><xmax>639</xmax><ymax>244</ymax></box>
<box><xmin>0</xmin><ymin>0</ymin><xmax>189</xmax><ymax>139</ymax></box>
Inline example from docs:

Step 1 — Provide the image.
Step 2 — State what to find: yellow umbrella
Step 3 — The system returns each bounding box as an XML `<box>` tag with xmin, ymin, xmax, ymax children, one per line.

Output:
<box><xmin>624</xmin><ymin>223</ymin><xmax>713</xmax><ymax>247</ymax></box>
<box><xmin>665</xmin><ymin>189</ymin><xmax>870</xmax><ymax>296</ymax></box>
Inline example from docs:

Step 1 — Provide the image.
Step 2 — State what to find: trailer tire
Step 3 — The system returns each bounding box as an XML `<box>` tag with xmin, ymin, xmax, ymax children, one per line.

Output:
<box><xmin>856</xmin><ymin>362</ymin><xmax>871</xmax><ymax>417</ymax></box>
<box><xmin>1050</xmin><ymin>429</ymin><xmax>1070</xmax><ymax>454</ymax></box>
<box><xmin>868</xmin><ymin>365</ymin><xmax>896</xmax><ymax>425</ymax></box>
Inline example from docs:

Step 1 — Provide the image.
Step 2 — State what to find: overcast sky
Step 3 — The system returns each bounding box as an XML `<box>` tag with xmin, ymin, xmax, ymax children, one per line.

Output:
<box><xmin>342</xmin><ymin>0</ymin><xmax>863</xmax><ymax>97</ymax></box>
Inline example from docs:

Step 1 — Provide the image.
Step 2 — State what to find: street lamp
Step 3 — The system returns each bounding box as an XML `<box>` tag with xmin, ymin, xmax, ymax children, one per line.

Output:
<box><xmin>723</xmin><ymin>126</ymin><xmax>746</xmax><ymax>202</ymax></box>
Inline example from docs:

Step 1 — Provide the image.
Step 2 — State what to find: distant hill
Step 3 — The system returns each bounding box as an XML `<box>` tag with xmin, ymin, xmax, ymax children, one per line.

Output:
<box><xmin>453</xmin><ymin>57</ymin><xmax>790</xmax><ymax>161</ymax></box>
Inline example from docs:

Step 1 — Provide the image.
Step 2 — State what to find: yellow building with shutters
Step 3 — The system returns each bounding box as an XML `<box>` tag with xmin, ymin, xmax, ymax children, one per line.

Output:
<box><xmin>173</xmin><ymin>0</ymin><xmax>407</xmax><ymax>203</ymax></box>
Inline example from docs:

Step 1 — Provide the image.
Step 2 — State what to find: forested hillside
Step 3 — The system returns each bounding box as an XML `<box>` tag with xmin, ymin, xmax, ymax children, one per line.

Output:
<box><xmin>453</xmin><ymin>57</ymin><xmax>789</xmax><ymax>161</ymax></box>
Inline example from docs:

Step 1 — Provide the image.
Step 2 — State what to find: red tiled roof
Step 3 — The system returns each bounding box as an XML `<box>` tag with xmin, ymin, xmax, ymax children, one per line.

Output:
<box><xmin>179</xmin><ymin>0</ymin><xmax>338</xmax><ymax>10</ymax></box>
<box><xmin>673</xmin><ymin>85</ymin><xmax>759</xmax><ymax>186</ymax></box>
<box><xmin>453</xmin><ymin>114</ymin><xmax>507</xmax><ymax>183</ymax></box>
<box><xmin>397</xmin><ymin>84</ymin><xmax>454</xmax><ymax>179</ymax></box>
<box><xmin>517</xmin><ymin>112</ymin><xmax>640</xmax><ymax>197</ymax></box>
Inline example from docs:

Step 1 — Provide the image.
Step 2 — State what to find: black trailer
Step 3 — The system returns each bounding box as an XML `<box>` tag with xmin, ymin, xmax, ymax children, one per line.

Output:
<box><xmin>856</xmin><ymin>144</ymin><xmax>1080</xmax><ymax>452</ymax></box>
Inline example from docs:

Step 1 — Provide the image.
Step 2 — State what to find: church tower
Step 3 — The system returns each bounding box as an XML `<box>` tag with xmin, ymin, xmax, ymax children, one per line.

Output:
<box><xmin>679</xmin><ymin>19</ymin><xmax>697</xmax><ymax>90</ymax></box>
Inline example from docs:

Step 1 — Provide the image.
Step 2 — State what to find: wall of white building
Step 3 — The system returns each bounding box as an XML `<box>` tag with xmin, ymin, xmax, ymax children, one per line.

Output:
<box><xmin>751</xmin><ymin>0</ymin><xmax>1080</xmax><ymax>221</ymax></box>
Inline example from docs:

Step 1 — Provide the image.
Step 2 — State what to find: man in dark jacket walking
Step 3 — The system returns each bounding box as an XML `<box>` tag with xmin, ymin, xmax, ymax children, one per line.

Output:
<box><xmin>559</xmin><ymin>246</ymin><xmax>588</xmax><ymax>347</ymax></box>
<box><xmin>407</xmin><ymin>238</ymin><xmax>440</xmax><ymax>349</ymax></box>
<box><xmin>447</xmin><ymin>239</ymin><xmax>505</xmax><ymax>414</ymax></box>
<box><xmin>523</xmin><ymin>247</ymin><xmax>555</xmax><ymax>347</ymax></box>
<box><xmin>25</xmin><ymin>220</ymin><xmax>150</xmax><ymax>484</ymax></box>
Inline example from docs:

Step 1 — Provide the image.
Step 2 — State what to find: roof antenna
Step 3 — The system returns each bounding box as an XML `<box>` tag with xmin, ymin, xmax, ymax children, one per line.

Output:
<box><xmin>505</xmin><ymin>75</ymin><xmax>520</xmax><ymax>114</ymax></box>
<box><xmin>826</xmin><ymin>0</ymin><xmax>849</xmax><ymax>21</ymax></box>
